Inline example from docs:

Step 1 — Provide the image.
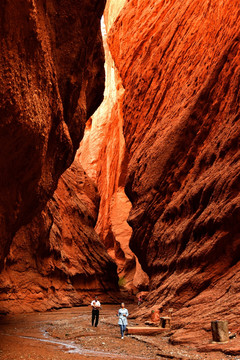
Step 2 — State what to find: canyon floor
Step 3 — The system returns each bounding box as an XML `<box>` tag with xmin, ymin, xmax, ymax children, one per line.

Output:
<box><xmin>0</xmin><ymin>305</ymin><xmax>239</xmax><ymax>360</ymax></box>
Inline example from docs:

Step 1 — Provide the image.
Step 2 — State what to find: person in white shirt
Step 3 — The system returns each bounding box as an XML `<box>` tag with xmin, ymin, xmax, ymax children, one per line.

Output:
<box><xmin>117</xmin><ymin>302</ymin><xmax>129</xmax><ymax>339</ymax></box>
<box><xmin>91</xmin><ymin>295</ymin><xmax>101</xmax><ymax>327</ymax></box>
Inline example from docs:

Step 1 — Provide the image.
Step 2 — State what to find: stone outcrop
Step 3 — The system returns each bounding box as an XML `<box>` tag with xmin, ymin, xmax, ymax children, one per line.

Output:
<box><xmin>106</xmin><ymin>0</ymin><xmax>240</xmax><ymax>343</ymax></box>
<box><xmin>0</xmin><ymin>0</ymin><xmax>105</xmax><ymax>270</ymax></box>
<box><xmin>0</xmin><ymin>160</ymin><xmax>118</xmax><ymax>314</ymax></box>
<box><xmin>78</xmin><ymin>21</ymin><xmax>149</xmax><ymax>292</ymax></box>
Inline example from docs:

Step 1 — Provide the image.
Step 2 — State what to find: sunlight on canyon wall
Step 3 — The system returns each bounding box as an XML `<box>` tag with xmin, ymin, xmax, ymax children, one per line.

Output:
<box><xmin>78</xmin><ymin>12</ymin><xmax>149</xmax><ymax>292</ymax></box>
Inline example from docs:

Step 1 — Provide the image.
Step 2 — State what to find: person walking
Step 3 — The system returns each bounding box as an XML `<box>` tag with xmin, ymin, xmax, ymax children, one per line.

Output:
<box><xmin>117</xmin><ymin>302</ymin><xmax>129</xmax><ymax>339</ymax></box>
<box><xmin>91</xmin><ymin>295</ymin><xmax>101</xmax><ymax>327</ymax></box>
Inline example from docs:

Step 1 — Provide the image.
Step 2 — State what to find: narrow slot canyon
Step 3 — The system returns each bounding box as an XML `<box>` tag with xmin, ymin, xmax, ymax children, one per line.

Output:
<box><xmin>0</xmin><ymin>0</ymin><xmax>240</xmax><ymax>359</ymax></box>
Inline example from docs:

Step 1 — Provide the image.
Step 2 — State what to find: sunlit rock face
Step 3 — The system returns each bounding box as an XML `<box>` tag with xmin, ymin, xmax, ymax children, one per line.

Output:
<box><xmin>78</xmin><ymin>13</ymin><xmax>149</xmax><ymax>292</ymax></box>
<box><xmin>104</xmin><ymin>0</ymin><xmax>127</xmax><ymax>32</ymax></box>
<box><xmin>107</xmin><ymin>0</ymin><xmax>240</xmax><ymax>341</ymax></box>
<box><xmin>0</xmin><ymin>160</ymin><xmax>118</xmax><ymax>314</ymax></box>
<box><xmin>0</xmin><ymin>0</ymin><xmax>105</xmax><ymax>270</ymax></box>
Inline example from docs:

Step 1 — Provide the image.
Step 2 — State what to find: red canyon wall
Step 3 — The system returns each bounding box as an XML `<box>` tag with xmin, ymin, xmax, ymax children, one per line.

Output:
<box><xmin>0</xmin><ymin>0</ymin><xmax>105</xmax><ymax>270</ymax></box>
<box><xmin>78</xmin><ymin>27</ymin><xmax>149</xmax><ymax>292</ymax></box>
<box><xmin>106</xmin><ymin>0</ymin><xmax>240</xmax><ymax>343</ymax></box>
<box><xmin>0</xmin><ymin>160</ymin><xmax>118</xmax><ymax>314</ymax></box>
<box><xmin>0</xmin><ymin>0</ymin><xmax>120</xmax><ymax>314</ymax></box>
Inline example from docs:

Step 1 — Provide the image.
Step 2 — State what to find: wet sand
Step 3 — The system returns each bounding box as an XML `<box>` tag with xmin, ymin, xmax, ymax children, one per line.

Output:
<box><xmin>0</xmin><ymin>305</ymin><xmax>238</xmax><ymax>360</ymax></box>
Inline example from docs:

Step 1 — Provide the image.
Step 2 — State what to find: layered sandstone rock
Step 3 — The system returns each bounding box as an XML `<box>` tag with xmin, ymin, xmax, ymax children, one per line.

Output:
<box><xmin>107</xmin><ymin>0</ymin><xmax>240</xmax><ymax>343</ymax></box>
<box><xmin>78</xmin><ymin>20</ymin><xmax>149</xmax><ymax>292</ymax></box>
<box><xmin>0</xmin><ymin>160</ymin><xmax>118</xmax><ymax>314</ymax></box>
<box><xmin>0</xmin><ymin>0</ymin><xmax>105</xmax><ymax>270</ymax></box>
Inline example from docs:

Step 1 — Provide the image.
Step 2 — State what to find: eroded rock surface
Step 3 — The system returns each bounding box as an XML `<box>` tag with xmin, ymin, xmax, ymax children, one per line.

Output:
<box><xmin>0</xmin><ymin>160</ymin><xmax>118</xmax><ymax>314</ymax></box>
<box><xmin>107</xmin><ymin>0</ymin><xmax>240</xmax><ymax>341</ymax></box>
<box><xmin>0</xmin><ymin>0</ymin><xmax>105</xmax><ymax>269</ymax></box>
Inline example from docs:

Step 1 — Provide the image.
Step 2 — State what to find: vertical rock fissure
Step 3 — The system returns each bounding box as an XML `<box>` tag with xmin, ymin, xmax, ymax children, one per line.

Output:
<box><xmin>78</xmin><ymin>12</ymin><xmax>149</xmax><ymax>294</ymax></box>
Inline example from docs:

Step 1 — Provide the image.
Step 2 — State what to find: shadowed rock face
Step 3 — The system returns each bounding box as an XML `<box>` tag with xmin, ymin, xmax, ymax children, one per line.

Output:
<box><xmin>0</xmin><ymin>0</ymin><xmax>105</xmax><ymax>269</ymax></box>
<box><xmin>0</xmin><ymin>160</ymin><xmax>118</xmax><ymax>314</ymax></box>
<box><xmin>107</xmin><ymin>0</ymin><xmax>240</xmax><ymax>339</ymax></box>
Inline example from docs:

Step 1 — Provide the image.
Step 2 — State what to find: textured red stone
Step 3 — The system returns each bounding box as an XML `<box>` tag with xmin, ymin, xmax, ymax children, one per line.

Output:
<box><xmin>126</xmin><ymin>327</ymin><xmax>165</xmax><ymax>335</ymax></box>
<box><xmin>106</xmin><ymin>0</ymin><xmax>240</xmax><ymax>344</ymax></box>
<box><xmin>0</xmin><ymin>160</ymin><xmax>118</xmax><ymax>314</ymax></box>
<box><xmin>0</xmin><ymin>0</ymin><xmax>105</xmax><ymax>270</ymax></box>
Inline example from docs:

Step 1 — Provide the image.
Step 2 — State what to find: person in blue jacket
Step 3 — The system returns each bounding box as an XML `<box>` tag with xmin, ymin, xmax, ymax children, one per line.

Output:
<box><xmin>117</xmin><ymin>302</ymin><xmax>129</xmax><ymax>339</ymax></box>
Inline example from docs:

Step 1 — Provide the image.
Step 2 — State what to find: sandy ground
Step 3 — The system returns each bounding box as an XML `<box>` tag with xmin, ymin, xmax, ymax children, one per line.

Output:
<box><xmin>0</xmin><ymin>305</ymin><xmax>239</xmax><ymax>360</ymax></box>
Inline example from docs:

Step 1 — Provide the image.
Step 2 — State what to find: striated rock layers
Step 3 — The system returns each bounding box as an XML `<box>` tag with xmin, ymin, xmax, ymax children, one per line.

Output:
<box><xmin>0</xmin><ymin>160</ymin><xmax>118</xmax><ymax>314</ymax></box>
<box><xmin>0</xmin><ymin>0</ymin><xmax>105</xmax><ymax>270</ymax></box>
<box><xmin>78</xmin><ymin>21</ymin><xmax>149</xmax><ymax>292</ymax></box>
<box><xmin>107</xmin><ymin>0</ymin><xmax>240</xmax><ymax>342</ymax></box>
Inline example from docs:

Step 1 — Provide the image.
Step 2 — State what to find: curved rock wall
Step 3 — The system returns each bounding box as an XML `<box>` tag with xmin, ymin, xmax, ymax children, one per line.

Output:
<box><xmin>0</xmin><ymin>0</ymin><xmax>105</xmax><ymax>269</ymax></box>
<box><xmin>107</xmin><ymin>0</ymin><xmax>240</xmax><ymax>340</ymax></box>
<box><xmin>0</xmin><ymin>160</ymin><xmax>118</xmax><ymax>314</ymax></box>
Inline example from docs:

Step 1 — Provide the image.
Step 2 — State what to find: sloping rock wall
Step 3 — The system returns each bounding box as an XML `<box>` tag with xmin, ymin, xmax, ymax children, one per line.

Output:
<box><xmin>0</xmin><ymin>0</ymin><xmax>105</xmax><ymax>269</ymax></box>
<box><xmin>0</xmin><ymin>160</ymin><xmax>118</xmax><ymax>314</ymax></box>
<box><xmin>107</xmin><ymin>0</ymin><xmax>240</xmax><ymax>341</ymax></box>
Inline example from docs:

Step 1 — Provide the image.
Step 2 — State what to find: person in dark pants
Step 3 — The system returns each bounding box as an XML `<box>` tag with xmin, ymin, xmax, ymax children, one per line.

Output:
<box><xmin>91</xmin><ymin>295</ymin><xmax>101</xmax><ymax>327</ymax></box>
